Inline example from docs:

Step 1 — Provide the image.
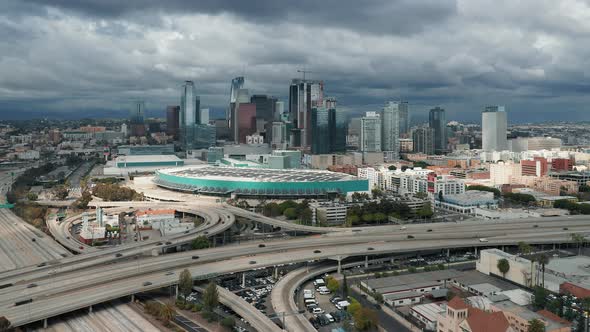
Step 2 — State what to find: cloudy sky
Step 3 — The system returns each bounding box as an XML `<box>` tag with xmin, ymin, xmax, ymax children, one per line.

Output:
<box><xmin>1</xmin><ymin>0</ymin><xmax>590</xmax><ymax>122</ymax></box>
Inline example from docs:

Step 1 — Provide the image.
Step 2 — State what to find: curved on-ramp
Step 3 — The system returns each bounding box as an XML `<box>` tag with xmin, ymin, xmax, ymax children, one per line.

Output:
<box><xmin>195</xmin><ymin>285</ymin><xmax>282</xmax><ymax>332</ymax></box>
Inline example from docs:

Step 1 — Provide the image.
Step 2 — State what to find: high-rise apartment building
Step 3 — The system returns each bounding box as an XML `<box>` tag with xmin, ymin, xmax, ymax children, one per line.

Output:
<box><xmin>482</xmin><ymin>106</ymin><xmax>508</xmax><ymax>152</ymax></box>
<box><xmin>289</xmin><ymin>79</ymin><xmax>324</xmax><ymax>148</ymax></box>
<box><xmin>360</xmin><ymin>112</ymin><xmax>382</xmax><ymax>152</ymax></box>
<box><xmin>129</xmin><ymin>101</ymin><xmax>146</xmax><ymax>137</ymax></box>
<box><xmin>381</xmin><ymin>101</ymin><xmax>400</xmax><ymax>160</ymax></box>
<box><xmin>199</xmin><ymin>108</ymin><xmax>209</xmax><ymax>125</ymax></box>
<box><xmin>429</xmin><ymin>107</ymin><xmax>447</xmax><ymax>154</ymax></box>
<box><xmin>412</xmin><ymin>127</ymin><xmax>435</xmax><ymax>155</ymax></box>
<box><xmin>398</xmin><ymin>101</ymin><xmax>410</xmax><ymax>136</ymax></box>
<box><xmin>166</xmin><ymin>105</ymin><xmax>180</xmax><ymax>139</ymax></box>
<box><xmin>274</xmin><ymin>101</ymin><xmax>285</xmax><ymax>121</ymax></box>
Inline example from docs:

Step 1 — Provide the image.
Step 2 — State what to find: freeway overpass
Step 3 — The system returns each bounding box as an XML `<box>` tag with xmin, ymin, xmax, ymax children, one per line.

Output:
<box><xmin>0</xmin><ymin>217</ymin><xmax>588</xmax><ymax>328</ymax></box>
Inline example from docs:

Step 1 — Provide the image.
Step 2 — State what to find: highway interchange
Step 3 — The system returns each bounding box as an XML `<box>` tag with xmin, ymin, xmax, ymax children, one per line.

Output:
<box><xmin>0</xmin><ymin>173</ymin><xmax>590</xmax><ymax>331</ymax></box>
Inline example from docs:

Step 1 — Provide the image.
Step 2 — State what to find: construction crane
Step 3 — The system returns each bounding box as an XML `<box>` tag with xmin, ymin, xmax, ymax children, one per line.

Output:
<box><xmin>297</xmin><ymin>69</ymin><xmax>315</xmax><ymax>80</ymax></box>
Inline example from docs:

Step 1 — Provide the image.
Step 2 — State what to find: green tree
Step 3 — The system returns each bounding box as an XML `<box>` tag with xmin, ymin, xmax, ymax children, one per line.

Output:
<box><xmin>362</xmin><ymin>213</ymin><xmax>374</xmax><ymax>223</ymax></box>
<box><xmin>417</xmin><ymin>202</ymin><xmax>434</xmax><ymax>219</ymax></box>
<box><xmin>373</xmin><ymin>212</ymin><xmax>387</xmax><ymax>224</ymax></box>
<box><xmin>532</xmin><ymin>286</ymin><xmax>548</xmax><ymax>310</ymax></box>
<box><xmin>497</xmin><ymin>258</ymin><xmax>510</xmax><ymax>278</ymax></box>
<box><xmin>203</xmin><ymin>282</ymin><xmax>219</xmax><ymax>312</ymax></box>
<box><xmin>326</xmin><ymin>276</ymin><xmax>340</xmax><ymax>293</ymax></box>
<box><xmin>346</xmin><ymin>214</ymin><xmax>360</xmax><ymax>226</ymax></box>
<box><xmin>347</xmin><ymin>301</ymin><xmax>361</xmax><ymax>317</ymax></box>
<box><xmin>354</xmin><ymin>307</ymin><xmax>378</xmax><ymax>331</ymax></box>
<box><xmin>283</xmin><ymin>207</ymin><xmax>298</xmax><ymax>220</ymax></box>
<box><xmin>159</xmin><ymin>301</ymin><xmax>176</xmax><ymax>325</ymax></box>
<box><xmin>415</xmin><ymin>191</ymin><xmax>428</xmax><ymax>199</ymax></box>
<box><xmin>371</xmin><ymin>188</ymin><xmax>383</xmax><ymax>199</ymax></box>
<box><xmin>467</xmin><ymin>185</ymin><xmax>501</xmax><ymax>198</ymax></box>
<box><xmin>178</xmin><ymin>269</ymin><xmax>193</xmax><ymax>299</ymax></box>
<box><xmin>191</xmin><ymin>236</ymin><xmax>210</xmax><ymax>250</ymax></box>
<box><xmin>528</xmin><ymin>318</ymin><xmax>545</xmax><ymax>332</ymax></box>
<box><xmin>220</xmin><ymin>317</ymin><xmax>235</xmax><ymax>328</ymax></box>
<box><xmin>388</xmin><ymin>165</ymin><xmax>397</xmax><ymax>171</ymax></box>
<box><xmin>26</xmin><ymin>192</ymin><xmax>38</xmax><ymax>201</ymax></box>
<box><xmin>300</xmin><ymin>207</ymin><xmax>313</xmax><ymax>225</ymax></box>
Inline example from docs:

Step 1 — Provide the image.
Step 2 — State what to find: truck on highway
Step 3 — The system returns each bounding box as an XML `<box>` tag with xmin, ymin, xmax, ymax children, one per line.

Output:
<box><xmin>479</xmin><ymin>238</ymin><xmax>489</xmax><ymax>242</ymax></box>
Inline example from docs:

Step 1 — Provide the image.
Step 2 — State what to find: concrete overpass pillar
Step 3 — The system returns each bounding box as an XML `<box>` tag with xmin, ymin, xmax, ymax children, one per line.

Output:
<box><xmin>365</xmin><ymin>256</ymin><xmax>369</xmax><ymax>268</ymax></box>
<box><xmin>274</xmin><ymin>267</ymin><xmax>278</xmax><ymax>279</ymax></box>
<box><xmin>553</xmin><ymin>243</ymin><xmax>556</xmax><ymax>250</ymax></box>
<box><xmin>43</xmin><ymin>318</ymin><xmax>47</xmax><ymax>329</ymax></box>
<box><xmin>242</xmin><ymin>273</ymin><xmax>246</xmax><ymax>288</ymax></box>
<box><xmin>176</xmin><ymin>245</ymin><xmax>182</xmax><ymax>252</ymax></box>
<box><xmin>131</xmin><ymin>294</ymin><xmax>135</xmax><ymax>302</ymax></box>
<box><xmin>446</xmin><ymin>249</ymin><xmax>450</xmax><ymax>258</ymax></box>
<box><xmin>89</xmin><ymin>305</ymin><xmax>93</xmax><ymax>314</ymax></box>
<box><xmin>501</xmin><ymin>245</ymin><xmax>505</xmax><ymax>252</ymax></box>
<box><xmin>474</xmin><ymin>247</ymin><xmax>478</xmax><ymax>257</ymax></box>
<box><xmin>337</xmin><ymin>257</ymin><xmax>342</xmax><ymax>275</ymax></box>
<box><xmin>175</xmin><ymin>285</ymin><xmax>178</xmax><ymax>298</ymax></box>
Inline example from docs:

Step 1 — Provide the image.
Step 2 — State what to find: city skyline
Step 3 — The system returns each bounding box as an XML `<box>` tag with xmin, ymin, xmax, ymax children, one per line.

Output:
<box><xmin>2</xmin><ymin>1</ymin><xmax>590</xmax><ymax>122</ymax></box>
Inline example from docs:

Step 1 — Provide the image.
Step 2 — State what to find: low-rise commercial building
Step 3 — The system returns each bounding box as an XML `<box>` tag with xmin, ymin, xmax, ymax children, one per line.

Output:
<box><xmin>310</xmin><ymin>202</ymin><xmax>347</xmax><ymax>226</ymax></box>
<box><xmin>435</xmin><ymin>191</ymin><xmax>497</xmax><ymax>215</ymax></box>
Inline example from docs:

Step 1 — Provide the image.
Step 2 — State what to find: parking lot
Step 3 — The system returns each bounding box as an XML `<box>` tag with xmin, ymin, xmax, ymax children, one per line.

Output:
<box><xmin>297</xmin><ymin>277</ymin><xmax>352</xmax><ymax>331</ymax></box>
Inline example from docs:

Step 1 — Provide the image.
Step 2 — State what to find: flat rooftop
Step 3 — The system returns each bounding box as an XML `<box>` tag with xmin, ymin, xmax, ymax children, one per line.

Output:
<box><xmin>159</xmin><ymin>165</ymin><xmax>362</xmax><ymax>183</ymax></box>
<box><xmin>365</xmin><ymin>269</ymin><xmax>461</xmax><ymax>291</ymax></box>
<box><xmin>116</xmin><ymin>155</ymin><xmax>182</xmax><ymax>163</ymax></box>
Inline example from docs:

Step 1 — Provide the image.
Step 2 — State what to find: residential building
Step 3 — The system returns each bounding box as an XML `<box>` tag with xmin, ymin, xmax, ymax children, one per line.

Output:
<box><xmin>427</xmin><ymin>173</ymin><xmax>465</xmax><ymax>196</ymax></box>
<box><xmin>360</xmin><ymin>112</ymin><xmax>382</xmax><ymax>152</ymax></box>
<box><xmin>521</xmin><ymin>157</ymin><xmax>548</xmax><ymax>177</ymax></box>
<box><xmin>399</xmin><ymin>138</ymin><xmax>413</xmax><ymax>152</ymax></box>
<box><xmin>429</xmin><ymin>107</ymin><xmax>447</xmax><ymax>154</ymax></box>
<box><xmin>551</xmin><ymin>158</ymin><xmax>574</xmax><ymax>172</ymax></box>
<box><xmin>482</xmin><ymin>106</ymin><xmax>508</xmax><ymax>152</ymax></box>
<box><xmin>413</xmin><ymin>127</ymin><xmax>435</xmax><ymax>155</ymax></box>
<box><xmin>381</xmin><ymin>101</ymin><xmax>400</xmax><ymax>159</ymax></box>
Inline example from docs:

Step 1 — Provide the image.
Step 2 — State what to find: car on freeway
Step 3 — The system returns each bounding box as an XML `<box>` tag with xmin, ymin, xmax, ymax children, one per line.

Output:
<box><xmin>143</xmin><ymin>281</ymin><xmax>152</xmax><ymax>286</ymax></box>
<box><xmin>27</xmin><ymin>283</ymin><xmax>37</xmax><ymax>288</ymax></box>
<box><xmin>192</xmin><ymin>255</ymin><xmax>199</xmax><ymax>259</ymax></box>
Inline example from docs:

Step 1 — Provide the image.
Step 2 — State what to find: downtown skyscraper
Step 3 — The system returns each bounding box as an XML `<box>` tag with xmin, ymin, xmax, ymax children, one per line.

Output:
<box><xmin>398</xmin><ymin>101</ymin><xmax>410</xmax><ymax>136</ymax></box>
<box><xmin>482</xmin><ymin>106</ymin><xmax>508</xmax><ymax>152</ymax></box>
<box><xmin>289</xmin><ymin>78</ymin><xmax>324</xmax><ymax>148</ymax></box>
<box><xmin>381</xmin><ymin>101</ymin><xmax>400</xmax><ymax>159</ymax></box>
<box><xmin>129</xmin><ymin>101</ymin><xmax>145</xmax><ymax>137</ymax></box>
<box><xmin>429</xmin><ymin>107</ymin><xmax>447</xmax><ymax>154</ymax></box>
<box><xmin>360</xmin><ymin>112</ymin><xmax>382</xmax><ymax>152</ymax></box>
<box><xmin>180</xmin><ymin>81</ymin><xmax>214</xmax><ymax>150</ymax></box>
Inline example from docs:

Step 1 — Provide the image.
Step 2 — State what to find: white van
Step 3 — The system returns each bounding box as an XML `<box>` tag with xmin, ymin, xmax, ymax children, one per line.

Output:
<box><xmin>304</xmin><ymin>293</ymin><xmax>314</xmax><ymax>300</ymax></box>
<box><xmin>318</xmin><ymin>287</ymin><xmax>331</xmax><ymax>295</ymax></box>
<box><xmin>313</xmin><ymin>279</ymin><xmax>325</xmax><ymax>287</ymax></box>
<box><xmin>325</xmin><ymin>313</ymin><xmax>335</xmax><ymax>323</ymax></box>
<box><xmin>305</xmin><ymin>299</ymin><xmax>317</xmax><ymax>306</ymax></box>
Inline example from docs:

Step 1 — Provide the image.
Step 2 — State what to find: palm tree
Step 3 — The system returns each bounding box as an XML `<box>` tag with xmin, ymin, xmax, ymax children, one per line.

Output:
<box><xmin>159</xmin><ymin>301</ymin><xmax>176</xmax><ymax>325</ymax></box>
<box><xmin>571</xmin><ymin>233</ymin><xmax>586</xmax><ymax>255</ymax></box>
<box><xmin>537</xmin><ymin>254</ymin><xmax>549</xmax><ymax>289</ymax></box>
<box><xmin>518</xmin><ymin>241</ymin><xmax>535</xmax><ymax>287</ymax></box>
<box><xmin>497</xmin><ymin>258</ymin><xmax>510</xmax><ymax>278</ymax></box>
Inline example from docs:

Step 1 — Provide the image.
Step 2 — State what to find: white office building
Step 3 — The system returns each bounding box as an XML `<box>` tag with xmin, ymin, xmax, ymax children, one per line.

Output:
<box><xmin>482</xmin><ymin>106</ymin><xmax>508</xmax><ymax>152</ymax></box>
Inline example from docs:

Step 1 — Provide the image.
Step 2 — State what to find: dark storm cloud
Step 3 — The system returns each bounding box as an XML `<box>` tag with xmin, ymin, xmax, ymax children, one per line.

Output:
<box><xmin>1</xmin><ymin>0</ymin><xmax>590</xmax><ymax>121</ymax></box>
<box><xmin>25</xmin><ymin>0</ymin><xmax>457</xmax><ymax>35</ymax></box>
